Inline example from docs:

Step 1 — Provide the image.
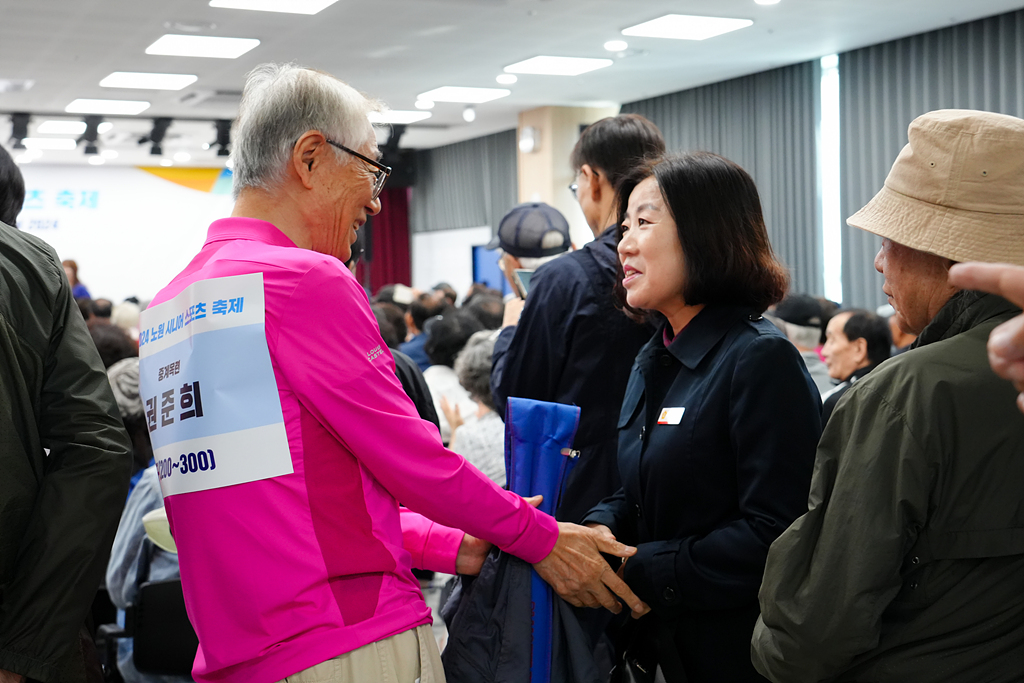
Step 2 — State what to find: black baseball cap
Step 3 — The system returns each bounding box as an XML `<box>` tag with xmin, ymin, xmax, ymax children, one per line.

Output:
<box><xmin>486</xmin><ymin>202</ymin><xmax>571</xmax><ymax>258</ymax></box>
<box><xmin>772</xmin><ymin>294</ymin><xmax>823</xmax><ymax>328</ymax></box>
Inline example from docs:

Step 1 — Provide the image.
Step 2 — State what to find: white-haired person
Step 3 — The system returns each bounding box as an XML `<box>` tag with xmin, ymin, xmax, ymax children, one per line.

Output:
<box><xmin>753</xmin><ymin>110</ymin><xmax>1024</xmax><ymax>682</ymax></box>
<box><xmin>440</xmin><ymin>330</ymin><xmax>506</xmax><ymax>487</ymax></box>
<box><xmin>144</xmin><ymin>63</ymin><xmax>647</xmax><ymax>683</ymax></box>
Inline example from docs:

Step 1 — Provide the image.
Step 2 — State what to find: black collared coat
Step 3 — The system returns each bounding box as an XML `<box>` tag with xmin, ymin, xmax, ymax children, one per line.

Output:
<box><xmin>584</xmin><ymin>305</ymin><xmax>821</xmax><ymax>682</ymax></box>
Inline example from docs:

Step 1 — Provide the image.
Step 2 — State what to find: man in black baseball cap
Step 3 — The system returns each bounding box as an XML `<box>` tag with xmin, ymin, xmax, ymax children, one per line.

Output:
<box><xmin>767</xmin><ymin>294</ymin><xmax>833</xmax><ymax>398</ymax></box>
<box><xmin>486</xmin><ymin>202</ymin><xmax>571</xmax><ymax>296</ymax></box>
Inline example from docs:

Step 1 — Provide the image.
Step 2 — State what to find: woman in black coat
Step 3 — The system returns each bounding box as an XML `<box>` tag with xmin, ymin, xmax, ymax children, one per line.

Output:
<box><xmin>580</xmin><ymin>153</ymin><xmax>822</xmax><ymax>682</ymax></box>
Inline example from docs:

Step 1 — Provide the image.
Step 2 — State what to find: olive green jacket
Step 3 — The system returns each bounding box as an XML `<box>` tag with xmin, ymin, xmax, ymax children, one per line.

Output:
<box><xmin>752</xmin><ymin>291</ymin><xmax>1024</xmax><ymax>682</ymax></box>
<box><xmin>0</xmin><ymin>222</ymin><xmax>131</xmax><ymax>682</ymax></box>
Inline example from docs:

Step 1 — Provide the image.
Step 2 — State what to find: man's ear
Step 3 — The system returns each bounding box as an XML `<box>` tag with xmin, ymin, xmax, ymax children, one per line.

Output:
<box><xmin>292</xmin><ymin>130</ymin><xmax>326</xmax><ymax>190</ymax></box>
<box><xmin>580</xmin><ymin>163</ymin><xmax>603</xmax><ymax>204</ymax></box>
<box><xmin>853</xmin><ymin>337</ymin><xmax>869</xmax><ymax>365</ymax></box>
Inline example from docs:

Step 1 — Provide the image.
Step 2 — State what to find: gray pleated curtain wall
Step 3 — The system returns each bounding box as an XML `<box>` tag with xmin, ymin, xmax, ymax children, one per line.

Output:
<box><xmin>840</xmin><ymin>9</ymin><xmax>1024</xmax><ymax>308</ymax></box>
<box><xmin>411</xmin><ymin>129</ymin><xmax>518</xmax><ymax>234</ymax></box>
<box><xmin>621</xmin><ymin>62</ymin><xmax>823</xmax><ymax>297</ymax></box>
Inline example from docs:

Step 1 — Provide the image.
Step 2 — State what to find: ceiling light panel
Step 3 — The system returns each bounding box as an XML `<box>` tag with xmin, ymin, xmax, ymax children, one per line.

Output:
<box><xmin>37</xmin><ymin>120</ymin><xmax>87</xmax><ymax>135</ymax></box>
<box><xmin>416</xmin><ymin>86</ymin><xmax>511</xmax><ymax>103</ymax></box>
<box><xmin>145</xmin><ymin>34</ymin><xmax>261</xmax><ymax>59</ymax></box>
<box><xmin>65</xmin><ymin>99</ymin><xmax>151</xmax><ymax>115</ymax></box>
<box><xmin>504</xmin><ymin>56</ymin><xmax>613</xmax><ymax>76</ymax></box>
<box><xmin>621</xmin><ymin>14</ymin><xmax>753</xmax><ymax>41</ymax></box>
<box><xmin>368</xmin><ymin>110</ymin><xmax>433</xmax><ymax>124</ymax></box>
<box><xmin>23</xmin><ymin>138</ymin><xmax>78</xmax><ymax>150</ymax></box>
<box><xmin>209</xmin><ymin>0</ymin><xmax>340</xmax><ymax>14</ymax></box>
<box><xmin>100</xmin><ymin>72</ymin><xmax>198</xmax><ymax>90</ymax></box>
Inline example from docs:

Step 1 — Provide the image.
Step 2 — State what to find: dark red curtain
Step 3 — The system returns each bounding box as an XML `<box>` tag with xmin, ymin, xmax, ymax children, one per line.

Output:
<box><xmin>356</xmin><ymin>186</ymin><xmax>411</xmax><ymax>295</ymax></box>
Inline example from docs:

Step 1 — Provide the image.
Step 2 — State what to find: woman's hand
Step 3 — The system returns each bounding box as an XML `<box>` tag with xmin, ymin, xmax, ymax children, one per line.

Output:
<box><xmin>440</xmin><ymin>395</ymin><xmax>464</xmax><ymax>437</ymax></box>
<box><xmin>534</xmin><ymin>523</ymin><xmax>651</xmax><ymax>618</ymax></box>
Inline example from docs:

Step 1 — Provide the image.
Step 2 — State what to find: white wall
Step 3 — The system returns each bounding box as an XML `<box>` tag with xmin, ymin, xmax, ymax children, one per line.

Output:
<box><xmin>411</xmin><ymin>226</ymin><xmax>492</xmax><ymax>301</ymax></box>
<box><xmin>16</xmin><ymin>164</ymin><xmax>234</xmax><ymax>303</ymax></box>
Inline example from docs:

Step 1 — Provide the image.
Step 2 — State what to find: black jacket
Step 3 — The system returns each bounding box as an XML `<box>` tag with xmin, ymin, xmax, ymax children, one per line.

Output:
<box><xmin>491</xmin><ymin>227</ymin><xmax>651</xmax><ymax>522</ymax></box>
<box><xmin>0</xmin><ymin>222</ymin><xmax>132</xmax><ymax>682</ymax></box>
<box><xmin>584</xmin><ymin>306</ymin><xmax>821</xmax><ymax>682</ymax></box>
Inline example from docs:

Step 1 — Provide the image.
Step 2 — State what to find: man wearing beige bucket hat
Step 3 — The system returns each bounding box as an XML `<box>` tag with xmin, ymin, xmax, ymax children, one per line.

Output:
<box><xmin>752</xmin><ymin>109</ymin><xmax>1024</xmax><ymax>681</ymax></box>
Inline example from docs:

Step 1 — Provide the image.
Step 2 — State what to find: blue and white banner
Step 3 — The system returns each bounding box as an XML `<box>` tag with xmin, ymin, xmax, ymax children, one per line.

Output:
<box><xmin>138</xmin><ymin>273</ymin><xmax>293</xmax><ymax>498</ymax></box>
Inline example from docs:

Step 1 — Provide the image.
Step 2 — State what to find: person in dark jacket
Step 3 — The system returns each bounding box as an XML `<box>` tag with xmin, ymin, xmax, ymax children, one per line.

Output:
<box><xmin>0</xmin><ymin>144</ymin><xmax>133</xmax><ymax>683</ymax></box>
<box><xmin>949</xmin><ymin>261</ymin><xmax>1024</xmax><ymax>413</ymax></box>
<box><xmin>491</xmin><ymin>114</ymin><xmax>664</xmax><ymax>524</ymax></box>
<box><xmin>819</xmin><ymin>309</ymin><xmax>890</xmax><ymax>424</ymax></box>
<box><xmin>753</xmin><ymin>109</ymin><xmax>1024</xmax><ymax>682</ymax></box>
<box><xmin>580</xmin><ymin>153</ymin><xmax>822</xmax><ymax>683</ymax></box>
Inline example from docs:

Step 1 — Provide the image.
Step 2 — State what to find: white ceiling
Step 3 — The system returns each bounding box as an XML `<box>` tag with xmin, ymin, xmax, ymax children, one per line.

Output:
<box><xmin>2</xmin><ymin>0</ymin><xmax>1023</xmax><ymax>167</ymax></box>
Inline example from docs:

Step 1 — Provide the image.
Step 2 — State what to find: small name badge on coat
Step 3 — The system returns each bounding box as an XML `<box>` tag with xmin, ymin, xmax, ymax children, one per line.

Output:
<box><xmin>657</xmin><ymin>407</ymin><xmax>685</xmax><ymax>425</ymax></box>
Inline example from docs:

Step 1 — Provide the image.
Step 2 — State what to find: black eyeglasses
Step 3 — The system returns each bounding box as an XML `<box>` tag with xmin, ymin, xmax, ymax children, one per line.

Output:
<box><xmin>325</xmin><ymin>138</ymin><xmax>392</xmax><ymax>199</ymax></box>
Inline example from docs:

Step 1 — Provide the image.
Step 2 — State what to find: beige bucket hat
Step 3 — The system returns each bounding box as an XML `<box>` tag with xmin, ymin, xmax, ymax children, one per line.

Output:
<box><xmin>847</xmin><ymin>109</ymin><xmax>1024</xmax><ymax>266</ymax></box>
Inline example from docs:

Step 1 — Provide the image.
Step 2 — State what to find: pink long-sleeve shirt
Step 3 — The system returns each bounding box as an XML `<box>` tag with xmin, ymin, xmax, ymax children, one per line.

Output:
<box><xmin>151</xmin><ymin>217</ymin><xmax>558</xmax><ymax>683</ymax></box>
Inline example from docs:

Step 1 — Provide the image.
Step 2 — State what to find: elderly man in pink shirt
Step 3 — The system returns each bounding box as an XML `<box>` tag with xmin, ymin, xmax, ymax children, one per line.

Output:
<box><xmin>144</xmin><ymin>63</ymin><xmax>646</xmax><ymax>683</ymax></box>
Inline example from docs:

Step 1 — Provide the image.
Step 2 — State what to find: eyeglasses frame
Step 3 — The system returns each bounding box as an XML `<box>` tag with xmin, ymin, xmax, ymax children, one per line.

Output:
<box><xmin>323</xmin><ymin>138</ymin><xmax>393</xmax><ymax>199</ymax></box>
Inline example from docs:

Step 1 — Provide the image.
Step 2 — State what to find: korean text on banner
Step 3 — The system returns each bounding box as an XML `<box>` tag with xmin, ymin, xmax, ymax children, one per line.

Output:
<box><xmin>138</xmin><ymin>273</ymin><xmax>293</xmax><ymax>498</ymax></box>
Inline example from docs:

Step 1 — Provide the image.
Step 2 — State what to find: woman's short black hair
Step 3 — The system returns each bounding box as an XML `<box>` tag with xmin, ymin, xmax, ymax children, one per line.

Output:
<box><xmin>840</xmin><ymin>309</ymin><xmax>892</xmax><ymax>366</ymax></box>
<box><xmin>615</xmin><ymin>152</ymin><xmax>790</xmax><ymax>318</ymax></box>
<box><xmin>0</xmin><ymin>145</ymin><xmax>26</xmax><ymax>226</ymax></box>
<box><xmin>570</xmin><ymin>114</ymin><xmax>666</xmax><ymax>196</ymax></box>
<box><xmin>424</xmin><ymin>309</ymin><xmax>484</xmax><ymax>368</ymax></box>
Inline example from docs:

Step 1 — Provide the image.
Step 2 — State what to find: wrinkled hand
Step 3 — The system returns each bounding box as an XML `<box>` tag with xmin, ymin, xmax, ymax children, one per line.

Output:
<box><xmin>439</xmin><ymin>396</ymin><xmax>464</xmax><ymax>432</ymax></box>
<box><xmin>949</xmin><ymin>263</ymin><xmax>1024</xmax><ymax>412</ymax></box>
<box><xmin>503</xmin><ymin>298</ymin><xmax>526</xmax><ymax>328</ymax></box>
<box><xmin>0</xmin><ymin>669</ymin><xmax>24</xmax><ymax>683</ymax></box>
<box><xmin>455</xmin><ymin>496</ymin><xmax>543</xmax><ymax>575</ymax></box>
<box><xmin>534</xmin><ymin>522</ymin><xmax>650</xmax><ymax>618</ymax></box>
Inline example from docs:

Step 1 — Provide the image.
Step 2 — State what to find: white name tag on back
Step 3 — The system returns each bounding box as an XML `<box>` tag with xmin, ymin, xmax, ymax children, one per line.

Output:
<box><xmin>139</xmin><ymin>273</ymin><xmax>293</xmax><ymax>498</ymax></box>
<box><xmin>657</xmin><ymin>407</ymin><xmax>686</xmax><ymax>425</ymax></box>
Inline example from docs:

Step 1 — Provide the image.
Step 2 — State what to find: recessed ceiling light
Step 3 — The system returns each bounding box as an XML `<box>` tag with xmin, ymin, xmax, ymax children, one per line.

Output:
<box><xmin>160</xmin><ymin>159</ymin><xmax>174</xmax><ymax>167</ymax></box>
<box><xmin>37</xmin><ymin>120</ymin><xmax>86</xmax><ymax>135</ymax></box>
<box><xmin>15</xmin><ymin>152</ymin><xmax>36</xmax><ymax>164</ymax></box>
<box><xmin>368</xmin><ymin>110</ymin><xmax>433</xmax><ymax>124</ymax></box>
<box><xmin>503</xmin><ymin>56</ymin><xmax>613</xmax><ymax>76</ymax></box>
<box><xmin>496</xmin><ymin>74</ymin><xmax>518</xmax><ymax>85</ymax></box>
<box><xmin>604</xmin><ymin>40</ymin><xmax>629</xmax><ymax>52</ymax></box>
<box><xmin>414</xmin><ymin>100</ymin><xmax>434</xmax><ymax>110</ymax></box>
<box><xmin>462</xmin><ymin>107</ymin><xmax>476</xmax><ymax>123</ymax></box>
<box><xmin>0</xmin><ymin>79</ymin><xmax>34</xmax><ymax>93</ymax></box>
<box><xmin>88</xmin><ymin>156</ymin><xmax>106</xmax><ymax>166</ymax></box>
<box><xmin>622</xmin><ymin>14</ymin><xmax>753</xmax><ymax>41</ymax></box>
<box><xmin>417</xmin><ymin>86</ymin><xmax>511</xmax><ymax>104</ymax></box>
<box><xmin>209</xmin><ymin>0</ymin><xmax>339</xmax><ymax>13</ymax></box>
<box><xmin>145</xmin><ymin>34</ymin><xmax>260</xmax><ymax>59</ymax></box>
<box><xmin>173</xmin><ymin>152</ymin><xmax>192</xmax><ymax>162</ymax></box>
<box><xmin>65</xmin><ymin>99</ymin><xmax>151</xmax><ymax>115</ymax></box>
<box><xmin>102</xmin><ymin>149</ymin><xmax>119</xmax><ymax>159</ymax></box>
<box><xmin>23</xmin><ymin>138</ymin><xmax>78</xmax><ymax>150</ymax></box>
<box><xmin>100</xmin><ymin>72</ymin><xmax>199</xmax><ymax>90</ymax></box>
<box><xmin>98</xmin><ymin>122</ymin><xmax>113</xmax><ymax>134</ymax></box>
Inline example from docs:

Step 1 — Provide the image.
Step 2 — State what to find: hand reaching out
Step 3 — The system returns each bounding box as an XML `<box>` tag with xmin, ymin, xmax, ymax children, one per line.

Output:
<box><xmin>534</xmin><ymin>522</ymin><xmax>650</xmax><ymax>619</ymax></box>
<box><xmin>455</xmin><ymin>495</ymin><xmax>543</xmax><ymax>576</ymax></box>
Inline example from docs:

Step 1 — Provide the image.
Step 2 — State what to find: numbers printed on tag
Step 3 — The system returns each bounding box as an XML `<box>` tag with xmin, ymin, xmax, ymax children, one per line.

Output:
<box><xmin>156</xmin><ymin>449</ymin><xmax>217</xmax><ymax>480</ymax></box>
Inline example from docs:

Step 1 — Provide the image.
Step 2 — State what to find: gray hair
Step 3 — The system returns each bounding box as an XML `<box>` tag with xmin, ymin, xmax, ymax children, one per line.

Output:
<box><xmin>454</xmin><ymin>330</ymin><xmax>497</xmax><ymax>411</ymax></box>
<box><xmin>783</xmin><ymin>321</ymin><xmax>822</xmax><ymax>350</ymax></box>
<box><xmin>231</xmin><ymin>63</ymin><xmax>383</xmax><ymax>199</ymax></box>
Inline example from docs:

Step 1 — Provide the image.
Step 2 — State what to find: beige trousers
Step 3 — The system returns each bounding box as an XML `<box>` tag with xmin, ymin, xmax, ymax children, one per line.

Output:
<box><xmin>276</xmin><ymin>624</ymin><xmax>445</xmax><ymax>683</ymax></box>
